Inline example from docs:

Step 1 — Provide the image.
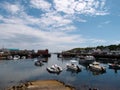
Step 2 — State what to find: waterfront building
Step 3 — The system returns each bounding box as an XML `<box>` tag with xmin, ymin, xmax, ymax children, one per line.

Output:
<box><xmin>37</xmin><ymin>49</ymin><xmax>48</xmax><ymax>55</ymax></box>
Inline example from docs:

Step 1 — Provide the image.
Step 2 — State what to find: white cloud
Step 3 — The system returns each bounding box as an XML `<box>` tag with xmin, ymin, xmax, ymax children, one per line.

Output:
<box><xmin>0</xmin><ymin>19</ymin><xmax>108</xmax><ymax>52</ymax></box>
<box><xmin>41</xmin><ymin>12</ymin><xmax>70</xmax><ymax>26</ymax></box>
<box><xmin>30</xmin><ymin>0</ymin><xmax>51</xmax><ymax>11</ymax></box>
<box><xmin>110</xmin><ymin>40</ymin><xmax>120</xmax><ymax>45</ymax></box>
<box><xmin>0</xmin><ymin>8</ymin><xmax>75</xmax><ymax>31</ymax></box>
<box><xmin>54</xmin><ymin>0</ymin><xmax>108</xmax><ymax>15</ymax></box>
<box><xmin>56</xmin><ymin>26</ymin><xmax>76</xmax><ymax>31</ymax></box>
<box><xmin>0</xmin><ymin>16</ymin><xmax>24</xmax><ymax>25</ymax></box>
<box><xmin>54</xmin><ymin>0</ymin><xmax>75</xmax><ymax>14</ymax></box>
<box><xmin>0</xmin><ymin>15</ymin><xmax>3</xmax><ymax>20</ymax></box>
<box><xmin>2</xmin><ymin>2</ymin><xmax>23</xmax><ymax>14</ymax></box>
<box><xmin>0</xmin><ymin>22</ymin><xmax>84</xmax><ymax>51</ymax></box>
<box><xmin>75</xmin><ymin>1</ymin><xmax>86</xmax><ymax>11</ymax></box>
<box><xmin>0</xmin><ymin>0</ymin><xmax>110</xmax><ymax>52</ymax></box>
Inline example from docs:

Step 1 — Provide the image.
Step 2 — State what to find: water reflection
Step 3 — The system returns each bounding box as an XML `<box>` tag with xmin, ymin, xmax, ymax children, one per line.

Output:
<box><xmin>66</xmin><ymin>68</ymin><xmax>81</xmax><ymax>74</ymax></box>
<box><xmin>79</xmin><ymin>63</ymin><xmax>89</xmax><ymax>70</ymax></box>
<box><xmin>109</xmin><ymin>68</ymin><xmax>120</xmax><ymax>74</ymax></box>
<box><xmin>114</xmin><ymin>69</ymin><xmax>119</xmax><ymax>74</ymax></box>
<box><xmin>36</xmin><ymin>57</ymin><xmax>48</xmax><ymax>63</ymax></box>
<box><xmin>89</xmin><ymin>70</ymin><xmax>106</xmax><ymax>76</ymax></box>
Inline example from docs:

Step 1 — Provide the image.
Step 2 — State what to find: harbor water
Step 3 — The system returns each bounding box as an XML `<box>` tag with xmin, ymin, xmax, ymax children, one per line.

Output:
<box><xmin>0</xmin><ymin>54</ymin><xmax>120</xmax><ymax>90</ymax></box>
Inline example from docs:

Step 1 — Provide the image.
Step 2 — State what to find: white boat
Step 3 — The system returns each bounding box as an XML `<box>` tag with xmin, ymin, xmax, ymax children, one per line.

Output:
<box><xmin>13</xmin><ymin>55</ymin><xmax>20</xmax><ymax>60</ymax></box>
<box><xmin>66</xmin><ymin>60</ymin><xmax>81</xmax><ymax>72</ymax></box>
<box><xmin>79</xmin><ymin>55</ymin><xmax>95</xmax><ymax>64</ymax></box>
<box><xmin>47</xmin><ymin>64</ymin><xmax>62</xmax><ymax>74</ymax></box>
<box><xmin>88</xmin><ymin>61</ymin><xmax>106</xmax><ymax>72</ymax></box>
<box><xmin>52</xmin><ymin>64</ymin><xmax>63</xmax><ymax>71</ymax></box>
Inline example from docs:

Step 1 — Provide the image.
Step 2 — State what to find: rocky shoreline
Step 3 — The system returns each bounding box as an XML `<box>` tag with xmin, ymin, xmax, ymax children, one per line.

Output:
<box><xmin>7</xmin><ymin>80</ymin><xmax>75</xmax><ymax>90</ymax></box>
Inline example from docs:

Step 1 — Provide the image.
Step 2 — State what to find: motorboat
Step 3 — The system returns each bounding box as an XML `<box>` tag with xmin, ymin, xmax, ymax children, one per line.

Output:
<box><xmin>47</xmin><ymin>64</ymin><xmax>62</xmax><ymax>74</ymax></box>
<box><xmin>109</xmin><ymin>63</ymin><xmax>120</xmax><ymax>69</ymax></box>
<box><xmin>21</xmin><ymin>56</ymin><xmax>26</xmax><ymax>59</ymax></box>
<box><xmin>66</xmin><ymin>60</ymin><xmax>81</xmax><ymax>72</ymax></box>
<box><xmin>52</xmin><ymin>64</ymin><xmax>63</xmax><ymax>71</ymax></box>
<box><xmin>13</xmin><ymin>55</ymin><xmax>20</xmax><ymax>60</ymax></box>
<box><xmin>34</xmin><ymin>60</ymin><xmax>44</xmax><ymax>66</ymax></box>
<box><xmin>88</xmin><ymin>61</ymin><xmax>106</xmax><ymax>72</ymax></box>
<box><xmin>79</xmin><ymin>55</ymin><xmax>95</xmax><ymax>64</ymax></box>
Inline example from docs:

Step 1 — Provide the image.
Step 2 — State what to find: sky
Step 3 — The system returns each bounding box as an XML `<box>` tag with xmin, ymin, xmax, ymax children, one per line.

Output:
<box><xmin>0</xmin><ymin>0</ymin><xmax>120</xmax><ymax>52</ymax></box>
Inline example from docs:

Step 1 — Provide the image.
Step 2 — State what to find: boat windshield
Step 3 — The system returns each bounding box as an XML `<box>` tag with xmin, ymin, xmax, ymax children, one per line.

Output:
<box><xmin>93</xmin><ymin>61</ymin><xmax>99</xmax><ymax>65</ymax></box>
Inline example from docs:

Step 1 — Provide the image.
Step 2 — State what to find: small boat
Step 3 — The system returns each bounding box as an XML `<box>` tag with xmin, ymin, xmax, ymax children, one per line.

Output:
<box><xmin>109</xmin><ymin>63</ymin><xmax>120</xmax><ymax>69</ymax></box>
<box><xmin>34</xmin><ymin>60</ymin><xmax>44</xmax><ymax>66</ymax></box>
<box><xmin>13</xmin><ymin>55</ymin><xmax>20</xmax><ymax>60</ymax></box>
<box><xmin>52</xmin><ymin>64</ymin><xmax>63</xmax><ymax>71</ymax></box>
<box><xmin>21</xmin><ymin>56</ymin><xmax>26</xmax><ymax>59</ymax></box>
<box><xmin>7</xmin><ymin>56</ymin><xmax>13</xmax><ymax>60</ymax></box>
<box><xmin>66</xmin><ymin>60</ymin><xmax>81</xmax><ymax>72</ymax></box>
<box><xmin>47</xmin><ymin>64</ymin><xmax>62</xmax><ymax>74</ymax></box>
<box><xmin>79</xmin><ymin>55</ymin><xmax>95</xmax><ymax>64</ymax></box>
<box><xmin>88</xmin><ymin>61</ymin><xmax>106</xmax><ymax>72</ymax></box>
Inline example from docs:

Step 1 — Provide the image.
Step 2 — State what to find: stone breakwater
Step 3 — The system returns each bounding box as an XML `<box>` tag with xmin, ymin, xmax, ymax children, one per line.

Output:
<box><xmin>7</xmin><ymin>80</ymin><xmax>75</xmax><ymax>90</ymax></box>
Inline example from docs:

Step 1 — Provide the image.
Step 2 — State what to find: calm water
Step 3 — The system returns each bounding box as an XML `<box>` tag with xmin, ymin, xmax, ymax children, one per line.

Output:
<box><xmin>0</xmin><ymin>54</ymin><xmax>120</xmax><ymax>90</ymax></box>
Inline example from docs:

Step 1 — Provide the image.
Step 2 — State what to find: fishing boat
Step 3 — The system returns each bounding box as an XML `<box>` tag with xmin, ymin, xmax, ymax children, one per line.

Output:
<box><xmin>88</xmin><ymin>61</ymin><xmax>106</xmax><ymax>72</ymax></box>
<box><xmin>66</xmin><ymin>60</ymin><xmax>81</xmax><ymax>72</ymax></box>
<box><xmin>47</xmin><ymin>64</ymin><xmax>62</xmax><ymax>74</ymax></box>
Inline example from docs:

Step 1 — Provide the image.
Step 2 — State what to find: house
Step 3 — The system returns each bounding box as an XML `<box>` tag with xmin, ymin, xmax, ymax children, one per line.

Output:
<box><xmin>37</xmin><ymin>49</ymin><xmax>49</xmax><ymax>55</ymax></box>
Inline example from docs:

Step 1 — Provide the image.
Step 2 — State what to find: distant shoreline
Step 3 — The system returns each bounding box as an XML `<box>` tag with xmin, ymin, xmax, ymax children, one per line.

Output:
<box><xmin>7</xmin><ymin>79</ymin><xmax>75</xmax><ymax>90</ymax></box>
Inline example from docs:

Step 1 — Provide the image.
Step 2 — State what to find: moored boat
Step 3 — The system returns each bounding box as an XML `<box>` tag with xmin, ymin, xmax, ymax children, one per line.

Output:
<box><xmin>47</xmin><ymin>64</ymin><xmax>62</xmax><ymax>74</ymax></box>
<box><xmin>79</xmin><ymin>55</ymin><xmax>95</xmax><ymax>64</ymax></box>
<box><xmin>88</xmin><ymin>61</ymin><xmax>106</xmax><ymax>72</ymax></box>
<box><xmin>34</xmin><ymin>60</ymin><xmax>44</xmax><ymax>66</ymax></box>
<box><xmin>52</xmin><ymin>64</ymin><xmax>63</xmax><ymax>71</ymax></box>
<box><xmin>66</xmin><ymin>60</ymin><xmax>81</xmax><ymax>72</ymax></box>
<box><xmin>13</xmin><ymin>55</ymin><xmax>20</xmax><ymax>60</ymax></box>
<box><xmin>109</xmin><ymin>63</ymin><xmax>120</xmax><ymax>69</ymax></box>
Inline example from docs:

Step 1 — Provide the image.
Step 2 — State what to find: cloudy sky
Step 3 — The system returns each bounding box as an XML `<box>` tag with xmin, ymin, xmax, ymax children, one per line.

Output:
<box><xmin>0</xmin><ymin>0</ymin><xmax>120</xmax><ymax>52</ymax></box>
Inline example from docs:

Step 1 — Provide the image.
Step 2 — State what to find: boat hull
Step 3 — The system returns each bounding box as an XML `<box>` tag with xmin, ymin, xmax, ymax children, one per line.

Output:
<box><xmin>109</xmin><ymin>64</ymin><xmax>120</xmax><ymax>69</ymax></box>
<box><xmin>89</xmin><ymin>65</ymin><xmax>106</xmax><ymax>72</ymax></box>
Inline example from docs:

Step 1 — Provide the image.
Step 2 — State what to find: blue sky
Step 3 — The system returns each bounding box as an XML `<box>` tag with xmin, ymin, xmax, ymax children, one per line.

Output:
<box><xmin>0</xmin><ymin>0</ymin><xmax>120</xmax><ymax>52</ymax></box>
